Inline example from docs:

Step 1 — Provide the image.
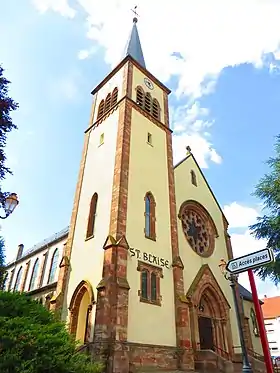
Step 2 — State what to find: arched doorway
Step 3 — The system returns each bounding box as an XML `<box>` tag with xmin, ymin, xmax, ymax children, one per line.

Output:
<box><xmin>197</xmin><ymin>287</ymin><xmax>226</xmax><ymax>352</ymax></box>
<box><xmin>69</xmin><ymin>280</ymin><xmax>94</xmax><ymax>344</ymax></box>
<box><xmin>186</xmin><ymin>265</ymin><xmax>233</xmax><ymax>358</ymax></box>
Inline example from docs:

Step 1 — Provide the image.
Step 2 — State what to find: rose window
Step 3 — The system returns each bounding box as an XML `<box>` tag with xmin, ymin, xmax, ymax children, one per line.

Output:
<box><xmin>180</xmin><ymin>205</ymin><xmax>215</xmax><ymax>257</ymax></box>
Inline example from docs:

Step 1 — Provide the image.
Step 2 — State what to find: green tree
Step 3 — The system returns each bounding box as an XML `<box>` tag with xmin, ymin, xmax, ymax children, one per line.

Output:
<box><xmin>0</xmin><ymin>65</ymin><xmax>18</xmax><ymax>207</ymax></box>
<box><xmin>0</xmin><ymin>291</ymin><xmax>103</xmax><ymax>373</ymax></box>
<box><xmin>249</xmin><ymin>135</ymin><xmax>280</xmax><ymax>284</ymax></box>
<box><xmin>0</xmin><ymin>65</ymin><xmax>19</xmax><ymax>289</ymax></box>
<box><xmin>0</xmin><ymin>236</ymin><xmax>6</xmax><ymax>290</ymax></box>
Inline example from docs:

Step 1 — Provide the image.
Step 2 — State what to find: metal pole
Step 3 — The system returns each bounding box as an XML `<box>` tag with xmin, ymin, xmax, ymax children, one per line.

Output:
<box><xmin>229</xmin><ymin>276</ymin><xmax>253</xmax><ymax>373</ymax></box>
<box><xmin>248</xmin><ymin>269</ymin><xmax>274</xmax><ymax>373</ymax></box>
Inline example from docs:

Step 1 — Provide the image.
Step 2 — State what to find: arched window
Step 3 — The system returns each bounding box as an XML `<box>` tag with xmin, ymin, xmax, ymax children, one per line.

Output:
<box><xmin>14</xmin><ymin>267</ymin><xmax>23</xmax><ymax>291</ymax></box>
<box><xmin>104</xmin><ymin>93</ymin><xmax>111</xmax><ymax>112</ymax></box>
<box><xmin>97</xmin><ymin>100</ymin><xmax>104</xmax><ymax>120</ymax></box>
<box><xmin>29</xmin><ymin>258</ymin><xmax>39</xmax><ymax>291</ymax></box>
<box><xmin>144</xmin><ymin>92</ymin><xmax>152</xmax><ymax>113</ymax></box>
<box><xmin>141</xmin><ymin>270</ymin><xmax>148</xmax><ymax>300</ymax></box>
<box><xmin>191</xmin><ymin>170</ymin><xmax>197</xmax><ymax>186</ymax></box>
<box><xmin>152</xmin><ymin>98</ymin><xmax>160</xmax><ymax>120</ymax></box>
<box><xmin>136</xmin><ymin>86</ymin><xmax>144</xmax><ymax>107</ymax></box>
<box><xmin>86</xmin><ymin>193</ymin><xmax>98</xmax><ymax>239</ymax></box>
<box><xmin>48</xmin><ymin>248</ymin><xmax>59</xmax><ymax>284</ymax></box>
<box><xmin>144</xmin><ymin>192</ymin><xmax>156</xmax><ymax>240</ymax></box>
<box><xmin>111</xmin><ymin>87</ymin><xmax>118</xmax><ymax>107</ymax></box>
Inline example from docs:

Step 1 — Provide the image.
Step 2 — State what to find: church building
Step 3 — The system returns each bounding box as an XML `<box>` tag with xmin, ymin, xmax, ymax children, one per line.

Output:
<box><xmin>5</xmin><ymin>16</ymin><xmax>266</xmax><ymax>373</ymax></box>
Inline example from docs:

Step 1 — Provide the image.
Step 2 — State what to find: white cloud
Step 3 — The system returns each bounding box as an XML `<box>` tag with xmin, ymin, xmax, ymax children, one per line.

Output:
<box><xmin>171</xmin><ymin>101</ymin><xmax>222</xmax><ymax>168</ymax></box>
<box><xmin>223</xmin><ymin>202</ymin><xmax>259</xmax><ymax>228</ymax></box>
<box><xmin>32</xmin><ymin>0</ymin><xmax>75</xmax><ymax>18</ymax></box>
<box><xmin>77</xmin><ymin>46</ymin><xmax>98</xmax><ymax>60</ymax></box>
<box><xmin>32</xmin><ymin>0</ymin><xmax>280</xmax><ymax>98</ymax></box>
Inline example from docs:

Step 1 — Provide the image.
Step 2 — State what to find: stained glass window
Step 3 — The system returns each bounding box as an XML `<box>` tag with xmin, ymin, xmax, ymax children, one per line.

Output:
<box><xmin>151</xmin><ymin>272</ymin><xmax>157</xmax><ymax>301</ymax></box>
<box><xmin>29</xmin><ymin>259</ymin><xmax>39</xmax><ymax>291</ymax></box>
<box><xmin>141</xmin><ymin>270</ymin><xmax>148</xmax><ymax>299</ymax></box>
<box><xmin>48</xmin><ymin>249</ymin><xmax>59</xmax><ymax>284</ymax></box>
<box><xmin>14</xmin><ymin>267</ymin><xmax>23</xmax><ymax>291</ymax></box>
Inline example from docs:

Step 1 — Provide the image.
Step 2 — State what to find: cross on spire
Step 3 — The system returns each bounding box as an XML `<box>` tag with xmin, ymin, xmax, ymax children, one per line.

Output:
<box><xmin>131</xmin><ymin>5</ymin><xmax>139</xmax><ymax>23</ymax></box>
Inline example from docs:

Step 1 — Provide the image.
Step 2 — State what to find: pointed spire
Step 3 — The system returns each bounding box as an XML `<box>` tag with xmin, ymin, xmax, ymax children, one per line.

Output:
<box><xmin>124</xmin><ymin>8</ymin><xmax>146</xmax><ymax>68</ymax></box>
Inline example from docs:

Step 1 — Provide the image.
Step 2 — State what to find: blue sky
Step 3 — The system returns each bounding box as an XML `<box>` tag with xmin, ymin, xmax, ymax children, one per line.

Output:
<box><xmin>1</xmin><ymin>0</ymin><xmax>280</xmax><ymax>296</ymax></box>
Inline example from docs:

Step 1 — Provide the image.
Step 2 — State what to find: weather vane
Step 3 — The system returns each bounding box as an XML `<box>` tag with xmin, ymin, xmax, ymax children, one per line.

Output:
<box><xmin>186</xmin><ymin>145</ymin><xmax>192</xmax><ymax>154</ymax></box>
<box><xmin>131</xmin><ymin>5</ymin><xmax>139</xmax><ymax>22</ymax></box>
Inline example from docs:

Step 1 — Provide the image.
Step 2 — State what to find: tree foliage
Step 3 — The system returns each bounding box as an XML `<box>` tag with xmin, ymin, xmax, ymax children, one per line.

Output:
<box><xmin>0</xmin><ymin>65</ymin><xmax>18</xmax><ymax>207</ymax></box>
<box><xmin>0</xmin><ymin>291</ymin><xmax>103</xmax><ymax>373</ymax></box>
<box><xmin>249</xmin><ymin>135</ymin><xmax>280</xmax><ymax>284</ymax></box>
<box><xmin>0</xmin><ymin>236</ymin><xmax>6</xmax><ymax>290</ymax></box>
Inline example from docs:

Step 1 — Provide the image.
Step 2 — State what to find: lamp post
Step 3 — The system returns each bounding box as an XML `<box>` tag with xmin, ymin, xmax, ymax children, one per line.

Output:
<box><xmin>219</xmin><ymin>259</ymin><xmax>253</xmax><ymax>373</ymax></box>
<box><xmin>0</xmin><ymin>193</ymin><xmax>19</xmax><ymax>219</ymax></box>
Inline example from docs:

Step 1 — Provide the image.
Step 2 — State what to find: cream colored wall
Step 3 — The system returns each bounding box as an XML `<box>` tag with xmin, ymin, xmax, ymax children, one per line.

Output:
<box><xmin>65</xmin><ymin>105</ymin><xmax>120</xmax><ymax>331</ymax></box>
<box><xmin>92</xmin><ymin>66</ymin><xmax>125</xmax><ymax>123</ymax></box>
<box><xmin>5</xmin><ymin>239</ymin><xmax>66</xmax><ymax>292</ymax></box>
<box><xmin>126</xmin><ymin>108</ymin><xmax>176</xmax><ymax>346</ymax></box>
<box><xmin>132</xmin><ymin>67</ymin><xmax>165</xmax><ymax>125</ymax></box>
<box><xmin>243</xmin><ymin>300</ymin><xmax>263</xmax><ymax>355</ymax></box>
<box><xmin>76</xmin><ymin>291</ymin><xmax>90</xmax><ymax>344</ymax></box>
<box><xmin>174</xmin><ymin>156</ymin><xmax>240</xmax><ymax>349</ymax></box>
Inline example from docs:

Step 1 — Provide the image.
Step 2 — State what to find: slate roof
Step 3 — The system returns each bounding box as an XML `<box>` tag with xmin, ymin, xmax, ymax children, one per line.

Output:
<box><xmin>238</xmin><ymin>283</ymin><xmax>263</xmax><ymax>305</ymax></box>
<box><xmin>124</xmin><ymin>18</ymin><xmax>146</xmax><ymax>69</ymax></box>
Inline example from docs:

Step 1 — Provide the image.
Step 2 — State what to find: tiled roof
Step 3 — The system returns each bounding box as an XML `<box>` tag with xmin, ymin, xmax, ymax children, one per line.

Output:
<box><xmin>261</xmin><ymin>296</ymin><xmax>280</xmax><ymax>319</ymax></box>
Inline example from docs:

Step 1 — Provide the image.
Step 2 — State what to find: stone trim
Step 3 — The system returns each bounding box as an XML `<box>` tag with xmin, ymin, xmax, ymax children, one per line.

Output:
<box><xmin>27</xmin><ymin>281</ymin><xmax>57</xmax><ymax>296</ymax></box>
<box><xmin>186</xmin><ymin>265</ymin><xmax>233</xmax><ymax>359</ymax></box>
<box><xmin>109</xmin><ymin>99</ymin><xmax>132</xmax><ymax>239</ymax></box>
<box><xmin>223</xmin><ymin>215</ymin><xmax>234</xmax><ymax>260</ymax></box>
<box><xmin>68</xmin><ymin>280</ymin><xmax>95</xmax><ymax>339</ymax></box>
<box><xmin>125</xmin><ymin>341</ymin><xmax>193</xmax><ymax>372</ymax></box>
<box><xmin>165</xmin><ymin>129</ymin><xmax>193</xmax><ymax>370</ymax></box>
<box><xmin>94</xmin><ymin>70</ymin><xmax>132</xmax><ymax>372</ymax></box>
<box><xmin>163</xmin><ymin>91</ymin><xmax>170</xmax><ymax>127</ymax></box>
<box><xmin>91</xmin><ymin>55</ymin><xmax>171</xmax><ymax>96</ymax></box>
<box><xmin>137</xmin><ymin>260</ymin><xmax>162</xmax><ymax>306</ymax></box>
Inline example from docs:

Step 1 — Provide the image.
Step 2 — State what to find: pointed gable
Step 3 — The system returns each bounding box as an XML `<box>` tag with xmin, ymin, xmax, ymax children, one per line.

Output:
<box><xmin>174</xmin><ymin>152</ymin><xmax>228</xmax><ymax>227</ymax></box>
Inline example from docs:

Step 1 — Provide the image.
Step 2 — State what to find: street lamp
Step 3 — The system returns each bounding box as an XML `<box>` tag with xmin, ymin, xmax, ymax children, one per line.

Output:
<box><xmin>0</xmin><ymin>193</ymin><xmax>19</xmax><ymax>219</ymax></box>
<box><xmin>219</xmin><ymin>259</ymin><xmax>253</xmax><ymax>373</ymax></box>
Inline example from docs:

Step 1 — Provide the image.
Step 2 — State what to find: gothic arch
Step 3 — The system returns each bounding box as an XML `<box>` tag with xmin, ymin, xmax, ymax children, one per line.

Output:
<box><xmin>186</xmin><ymin>265</ymin><xmax>233</xmax><ymax>358</ymax></box>
<box><xmin>69</xmin><ymin>280</ymin><xmax>95</xmax><ymax>344</ymax></box>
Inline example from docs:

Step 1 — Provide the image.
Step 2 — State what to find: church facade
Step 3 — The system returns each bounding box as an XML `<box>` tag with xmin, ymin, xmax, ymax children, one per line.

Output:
<box><xmin>5</xmin><ymin>17</ymin><xmax>265</xmax><ymax>373</ymax></box>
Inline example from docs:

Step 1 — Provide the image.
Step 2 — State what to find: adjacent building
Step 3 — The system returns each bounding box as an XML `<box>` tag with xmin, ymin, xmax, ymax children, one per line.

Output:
<box><xmin>262</xmin><ymin>296</ymin><xmax>280</xmax><ymax>357</ymax></box>
<box><xmin>5</xmin><ymin>16</ymin><xmax>267</xmax><ymax>373</ymax></box>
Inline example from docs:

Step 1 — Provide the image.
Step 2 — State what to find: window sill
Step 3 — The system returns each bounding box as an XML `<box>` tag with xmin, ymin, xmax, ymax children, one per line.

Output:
<box><xmin>146</xmin><ymin>141</ymin><xmax>153</xmax><ymax>147</ymax></box>
<box><xmin>85</xmin><ymin>235</ymin><xmax>94</xmax><ymax>242</ymax></box>
<box><xmin>140</xmin><ymin>297</ymin><xmax>161</xmax><ymax>307</ymax></box>
<box><xmin>145</xmin><ymin>235</ymin><xmax>156</xmax><ymax>242</ymax></box>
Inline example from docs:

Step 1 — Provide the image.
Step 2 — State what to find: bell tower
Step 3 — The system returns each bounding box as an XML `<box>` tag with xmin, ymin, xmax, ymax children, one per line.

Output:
<box><xmin>57</xmin><ymin>14</ymin><xmax>193</xmax><ymax>373</ymax></box>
